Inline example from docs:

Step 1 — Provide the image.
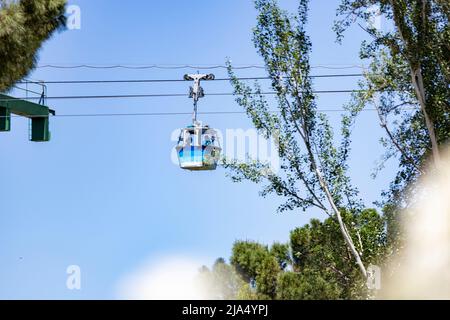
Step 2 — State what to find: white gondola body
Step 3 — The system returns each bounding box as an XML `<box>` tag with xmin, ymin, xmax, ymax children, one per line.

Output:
<box><xmin>176</xmin><ymin>125</ymin><xmax>221</xmax><ymax>171</ymax></box>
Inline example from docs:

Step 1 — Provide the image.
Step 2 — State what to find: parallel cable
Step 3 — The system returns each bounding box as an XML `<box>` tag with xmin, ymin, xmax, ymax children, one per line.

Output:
<box><xmin>17</xmin><ymin>73</ymin><xmax>363</xmax><ymax>85</ymax></box>
<box><xmin>36</xmin><ymin>64</ymin><xmax>366</xmax><ymax>70</ymax></box>
<box><xmin>0</xmin><ymin>89</ymin><xmax>376</xmax><ymax>102</ymax></box>
<box><xmin>1</xmin><ymin>107</ymin><xmax>418</xmax><ymax>118</ymax></box>
<box><xmin>37</xmin><ymin>64</ymin><xmax>266</xmax><ymax>70</ymax></box>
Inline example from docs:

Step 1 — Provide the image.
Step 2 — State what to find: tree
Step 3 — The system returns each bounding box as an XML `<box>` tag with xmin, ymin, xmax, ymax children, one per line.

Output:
<box><xmin>0</xmin><ymin>0</ymin><xmax>67</xmax><ymax>92</ymax></box>
<box><xmin>207</xmin><ymin>209</ymin><xmax>386</xmax><ymax>299</ymax></box>
<box><xmin>198</xmin><ymin>258</ymin><xmax>245</xmax><ymax>300</ymax></box>
<box><xmin>277</xmin><ymin>270</ymin><xmax>343</xmax><ymax>300</ymax></box>
<box><xmin>289</xmin><ymin>209</ymin><xmax>386</xmax><ymax>298</ymax></box>
<box><xmin>224</xmin><ymin>0</ymin><xmax>368</xmax><ymax>277</ymax></box>
<box><xmin>228</xmin><ymin>241</ymin><xmax>280</xmax><ymax>299</ymax></box>
<box><xmin>335</xmin><ymin>0</ymin><xmax>450</xmax><ymax>206</ymax></box>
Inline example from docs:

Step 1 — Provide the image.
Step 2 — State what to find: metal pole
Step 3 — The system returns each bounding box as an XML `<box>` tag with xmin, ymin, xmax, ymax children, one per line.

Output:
<box><xmin>193</xmin><ymin>99</ymin><xmax>198</xmax><ymax>124</ymax></box>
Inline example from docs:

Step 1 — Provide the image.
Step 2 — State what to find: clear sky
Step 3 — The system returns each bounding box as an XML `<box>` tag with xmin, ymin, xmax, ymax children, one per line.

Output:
<box><xmin>0</xmin><ymin>0</ymin><xmax>397</xmax><ymax>299</ymax></box>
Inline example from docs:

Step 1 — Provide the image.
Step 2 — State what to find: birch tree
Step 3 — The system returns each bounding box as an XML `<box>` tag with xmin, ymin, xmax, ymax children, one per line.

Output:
<box><xmin>335</xmin><ymin>0</ymin><xmax>449</xmax><ymax>205</ymax></box>
<box><xmin>224</xmin><ymin>0</ymin><xmax>368</xmax><ymax>278</ymax></box>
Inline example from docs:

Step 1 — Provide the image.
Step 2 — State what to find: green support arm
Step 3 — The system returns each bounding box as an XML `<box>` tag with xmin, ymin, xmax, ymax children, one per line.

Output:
<box><xmin>0</xmin><ymin>93</ymin><xmax>54</xmax><ymax>142</ymax></box>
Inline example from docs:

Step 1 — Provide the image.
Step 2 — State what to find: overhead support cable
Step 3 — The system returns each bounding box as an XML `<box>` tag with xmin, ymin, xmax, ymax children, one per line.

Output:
<box><xmin>35</xmin><ymin>64</ymin><xmax>366</xmax><ymax>70</ymax></box>
<box><xmin>17</xmin><ymin>73</ymin><xmax>364</xmax><ymax>85</ymax></box>
<box><xmin>0</xmin><ymin>107</ymin><xmax>419</xmax><ymax>119</ymax></box>
<box><xmin>0</xmin><ymin>89</ymin><xmax>382</xmax><ymax>102</ymax></box>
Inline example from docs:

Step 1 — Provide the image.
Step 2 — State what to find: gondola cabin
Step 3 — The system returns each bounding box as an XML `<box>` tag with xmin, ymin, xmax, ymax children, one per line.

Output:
<box><xmin>176</xmin><ymin>124</ymin><xmax>221</xmax><ymax>171</ymax></box>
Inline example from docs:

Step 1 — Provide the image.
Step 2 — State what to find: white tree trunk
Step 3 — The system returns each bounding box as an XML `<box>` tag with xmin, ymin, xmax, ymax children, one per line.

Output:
<box><xmin>411</xmin><ymin>68</ymin><xmax>441</xmax><ymax>167</ymax></box>
<box><xmin>315</xmin><ymin>168</ymin><xmax>368</xmax><ymax>278</ymax></box>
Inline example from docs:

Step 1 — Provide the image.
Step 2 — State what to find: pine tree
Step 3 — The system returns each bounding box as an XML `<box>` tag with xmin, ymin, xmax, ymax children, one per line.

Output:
<box><xmin>0</xmin><ymin>0</ymin><xmax>67</xmax><ymax>92</ymax></box>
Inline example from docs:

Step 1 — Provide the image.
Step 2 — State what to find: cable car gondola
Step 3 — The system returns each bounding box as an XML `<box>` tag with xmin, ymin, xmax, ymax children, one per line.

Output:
<box><xmin>176</xmin><ymin>74</ymin><xmax>221</xmax><ymax>171</ymax></box>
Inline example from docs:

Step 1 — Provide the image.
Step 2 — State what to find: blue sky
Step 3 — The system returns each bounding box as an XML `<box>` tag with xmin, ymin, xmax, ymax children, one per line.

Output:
<box><xmin>0</xmin><ymin>0</ymin><xmax>397</xmax><ymax>299</ymax></box>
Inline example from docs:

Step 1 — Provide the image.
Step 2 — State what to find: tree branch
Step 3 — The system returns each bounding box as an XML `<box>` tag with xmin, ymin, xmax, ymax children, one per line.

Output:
<box><xmin>373</xmin><ymin>97</ymin><xmax>425</xmax><ymax>174</ymax></box>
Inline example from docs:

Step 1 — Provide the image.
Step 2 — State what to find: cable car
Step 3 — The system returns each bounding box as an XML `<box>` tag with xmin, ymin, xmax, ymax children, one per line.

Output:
<box><xmin>176</xmin><ymin>124</ymin><xmax>221</xmax><ymax>170</ymax></box>
<box><xmin>176</xmin><ymin>73</ymin><xmax>221</xmax><ymax>171</ymax></box>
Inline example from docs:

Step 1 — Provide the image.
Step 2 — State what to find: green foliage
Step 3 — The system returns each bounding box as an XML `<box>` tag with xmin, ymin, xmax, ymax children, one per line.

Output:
<box><xmin>254</xmin><ymin>254</ymin><xmax>280</xmax><ymax>299</ymax></box>
<box><xmin>289</xmin><ymin>209</ymin><xmax>386</xmax><ymax>298</ymax></box>
<box><xmin>270</xmin><ymin>242</ymin><xmax>291</xmax><ymax>270</ymax></box>
<box><xmin>208</xmin><ymin>209</ymin><xmax>387</xmax><ymax>300</ymax></box>
<box><xmin>277</xmin><ymin>270</ymin><xmax>343</xmax><ymax>300</ymax></box>
<box><xmin>230</xmin><ymin>241</ymin><xmax>271</xmax><ymax>282</ymax></box>
<box><xmin>236</xmin><ymin>283</ymin><xmax>260</xmax><ymax>300</ymax></box>
<box><xmin>225</xmin><ymin>0</ymin><xmax>371</xmax><ymax>282</ymax></box>
<box><xmin>0</xmin><ymin>0</ymin><xmax>67</xmax><ymax>91</ymax></box>
<box><xmin>210</xmin><ymin>0</ymin><xmax>449</xmax><ymax>300</ymax></box>
<box><xmin>230</xmin><ymin>241</ymin><xmax>281</xmax><ymax>299</ymax></box>
<box><xmin>335</xmin><ymin>0</ymin><xmax>450</xmax><ymax>207</ymax></box>
<box><xmin>224</xmin><ymin>0</ymin><xmax>362</xmax><ymax>215</ymax></box>
<box><xmin>198</xmin><ymin>258</ymin><xmax>245</xmax><ymax>300</ymax></box>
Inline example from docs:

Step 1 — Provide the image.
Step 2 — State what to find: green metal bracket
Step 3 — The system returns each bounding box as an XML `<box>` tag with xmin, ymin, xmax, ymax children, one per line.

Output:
<box><xmin>31</xmin><ymin>117</ymin><xmax>51</xmax><ymax>142</ymax></box>
<box><xmin>0</xmin><ymin>93</ymin><xmax>53</xmax><ymax>142</ymax></box>
<box><xmin>0</xmin><ymin>106</ymin><xmax>11</xmax><ymax>132</ymax></box>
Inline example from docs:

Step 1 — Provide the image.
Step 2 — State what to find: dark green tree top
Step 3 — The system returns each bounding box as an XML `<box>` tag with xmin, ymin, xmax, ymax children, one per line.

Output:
<box><xmin>0</xmin><ymin>0</ymin><xmax>67</xmax><ymax>92</ymax></box>
<box><xmin>208</xmin><ymin>209</ymin><xmax>386</xmax><ymax>299</ymax></box>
